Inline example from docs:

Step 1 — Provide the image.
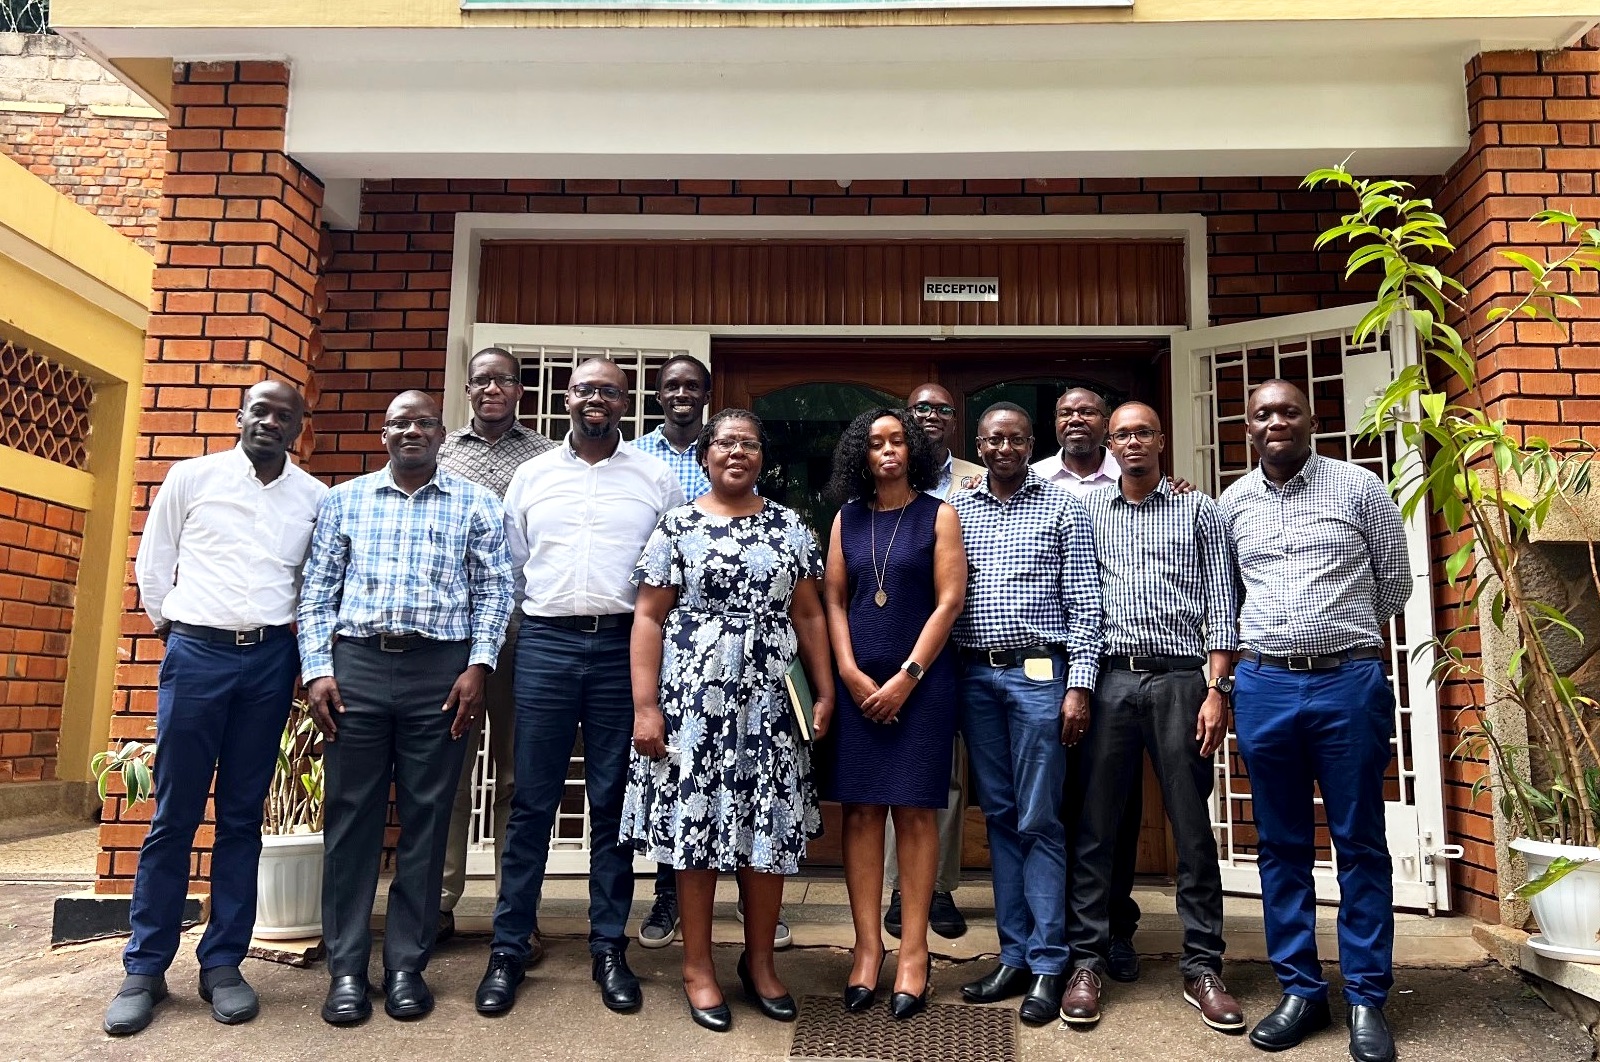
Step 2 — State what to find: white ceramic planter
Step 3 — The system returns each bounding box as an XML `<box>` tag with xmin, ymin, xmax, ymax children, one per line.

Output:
<box><xmin>255</xmin><ymin>831</ymin><xmax>324</xmax><ymax>940</ymax></box>
<box><xmin>1511</xmin><ymin>836</ymin><xmax>1600</xmax><ymax>962</ymax></box>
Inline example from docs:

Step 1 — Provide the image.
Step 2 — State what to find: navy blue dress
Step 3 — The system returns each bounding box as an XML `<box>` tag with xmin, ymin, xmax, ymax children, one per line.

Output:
<box><xmin>826</xmin><ymin>492</ymin><xmax>957</xmax><ymax>808</ymax></box>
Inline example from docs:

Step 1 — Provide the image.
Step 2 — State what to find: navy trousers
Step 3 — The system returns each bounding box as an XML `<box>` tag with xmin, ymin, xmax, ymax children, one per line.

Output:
<box><xmin>123</xmin><ymin>629</ymin><xmax>298</xmax><ymax>976</ymax></box>
<box><xmin>1233</xmin><ymin>656</ymin><xmax>1397</xmax><ymax>1007</ymax></box>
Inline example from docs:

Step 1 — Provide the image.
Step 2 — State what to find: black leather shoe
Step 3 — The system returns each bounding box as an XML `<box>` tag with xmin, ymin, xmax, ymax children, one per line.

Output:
<box><xmin>321</xmin><ymin>974</ymin><xmax>373</xmax><ymax>1026</ymax></box>
<box><xmin>928</xmin><ymin>891</ymin><xmax>967</xmax><ymax>939</ymax></box>
<box><xmin>1348</xmin><ymin>1004</ymin><xmax>1396</xmax><ymax>1062</ymax></box>
<box><xmin>1107</xmin><ymin>936</ymin><xmax>1141</xmax><ymax>983</ymax></box>
<box><xmin>889</xmin><ymin>957</ymin><xmax>932</xmax><ymax>1021</ymax></box>
<box><xmin>383</xmin><ymin>970</ymin><xmax>433</xmax><ymax>1021</ymax></box>
<box><xmin>199</xmin><ymin>965</ymin><xmax>259</xmax><ymax>1025</ymax></box>
<box><xmin>961</xmin><ymin>962</ymin><xmax>1031</xmax><ymax>1004</ymax></box>
<box><xmin>592</xmin><ymin>949</ymin><xmax>642</xmax><ymax>1013</ymax></box>
<box><xmin>436</xmin><ymin>910</ymin><xmax>456</xmax><ymax>945</ymax></box>
<box><xmin>685</xmin><ymin>985</ymin><xmax>731</xmax><ymax>1033</ymax></box>
<box><xmin>883</xmin><ymin>890</ymin><xmax>903</xmax><ymax>938</ymax></box>
<box><xmin>737</xmin><ymin>952</ymin><xmax>797</xmax><ymax>1022</ymax></box>
<box><xmin>104</xmin><ymin>974</ymin><xmax>168</xmax><ymax>1036</ymax></box>
<box><xmin>475</xmin><ymin>952</ymin><xmax>526</xmax><ymax>1015</ymax></box>
<box><xmin>1249</xmin><ymin>994</ymin><xmax>1332</xmax><ymax>1051</ymax></box>
<box><xmin>1019</xmin><ymin>973</ymin><xmax>1063</xmax><ymax>1026</ymax></box>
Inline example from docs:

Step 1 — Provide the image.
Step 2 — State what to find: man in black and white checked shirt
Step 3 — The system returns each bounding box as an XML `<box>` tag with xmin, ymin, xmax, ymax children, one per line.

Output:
<box><xmin>1061</xmin><ymin>401</ymin><xmax>1242</xmax><ymax>1035</ymax></box>
<box><xmin>950</xmin><ymin>401</ymin><xmax>1102</xmax><ymax>1027</ymax></box>
<box><xmin>1219</xmin><ymin>379</ymin><xmax>1411</xmax><ymax>1062</ymax></box>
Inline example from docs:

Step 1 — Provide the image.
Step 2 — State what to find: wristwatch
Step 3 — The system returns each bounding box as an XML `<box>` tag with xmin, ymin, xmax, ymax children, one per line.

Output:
<box><xmin>1208</xmin><ymin>675</ymin><xmax>1235</xmax><ymax>695</ymax></box>
<box><xmin>900</xmin><ymin>660</ymin><xmax>925</xmax><ymax>682</ymax></box>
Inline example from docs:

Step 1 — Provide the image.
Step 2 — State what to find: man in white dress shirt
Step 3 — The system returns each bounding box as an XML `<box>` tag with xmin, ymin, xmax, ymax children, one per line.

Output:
<box><xmin>110</xmin><ymin>381</ymin><xmax>326</xmax><ymax>1037</ymax></box>
<box><xmin>476</xmin><ymin>357</ymin><xmax>684</xmax><ymax>1017</ymax></box>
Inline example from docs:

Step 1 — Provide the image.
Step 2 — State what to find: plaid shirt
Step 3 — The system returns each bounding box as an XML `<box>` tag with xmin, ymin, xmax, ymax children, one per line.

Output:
<box><xmin>633</xmin><ymin>426</ymin><xmax>711</xmax><ymax>501</ymax></box>
<box><xmin>438</xmin><ymin>421</ymin><xmax>555</xmax><ymax>499</ymax></box>
<box><xmin>1219</xmin><ymin>453</ymin><xmax>1412</xmax><ymax>656</ymax></box>
<box><xmin>950</xmin><ymin>471</ymin><xmax>1104</xmax><ymax>689</ymax></box>
<box><xmin>297</xmin><ymin>465</ymin><xmax>515</xmax><ymax>681</ymax></box>
<box><xmin>1082</xmin><ymin>478</ymin><xmax>1237</xmax><ymax>658</ymax></box>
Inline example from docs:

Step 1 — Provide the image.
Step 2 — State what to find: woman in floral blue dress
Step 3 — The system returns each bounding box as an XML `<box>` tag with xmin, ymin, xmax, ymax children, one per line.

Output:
<box><xmin>623</xmin><ymin>408</ymin><xmax>835</xmax><ymax>1033</ymax></box>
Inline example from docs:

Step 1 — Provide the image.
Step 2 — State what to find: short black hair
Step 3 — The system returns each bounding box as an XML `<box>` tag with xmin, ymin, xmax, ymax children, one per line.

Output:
<box><xmin>977</xmin><ymin>401</ymin><xmax>1032</xmax><ymax>433</ymax></box>
<box><xmin>826</xmin><ymin>407</ymin><xmax>938</xmax><ymax>505</ymax></box>
<box><xmin>469</xmin><ymin>347</ymin><xmax>519</xmax><ymax>376</ymax></box>
<box><xmin>654</xmin><ymin>354</ymin><xmax>711</xmax><ymax>391</ymax></box>
<box><xmin>694</xmin><ymin>408</ymin><xmax>767</xmax><ymax>473</ymax></box>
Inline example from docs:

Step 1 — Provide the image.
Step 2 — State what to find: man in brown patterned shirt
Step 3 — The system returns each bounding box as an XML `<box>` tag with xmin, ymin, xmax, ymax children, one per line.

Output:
<box><xmin>436</xmin><ymin>346</ymin><xmax>555</xmax><ymax>943</ymax></box>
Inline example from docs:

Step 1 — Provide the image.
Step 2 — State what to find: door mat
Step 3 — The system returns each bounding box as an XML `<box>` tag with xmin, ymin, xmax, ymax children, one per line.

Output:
<box><xmin>789</xmin><ymin>996</ymin><xmax>1020</xmax><ymax>1062</ymax></box>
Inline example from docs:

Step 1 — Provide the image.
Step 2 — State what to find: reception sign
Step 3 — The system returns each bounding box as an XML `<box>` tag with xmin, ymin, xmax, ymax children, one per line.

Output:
<box><xmin>465</xmin><ymin>1</ymin><xmax>1130</xmax><ymax>9</ymax></box>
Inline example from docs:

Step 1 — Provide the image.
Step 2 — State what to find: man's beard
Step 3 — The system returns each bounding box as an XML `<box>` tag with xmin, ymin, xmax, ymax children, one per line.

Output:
<box><xmin>1061</xmin><ymin>437</ymin><xmax>1097</xmax><ymax>457</ymax></box>
<box><xmin>577</xmin><ymin>417</ymin><xmax>612</xmax><ymax>439</ymax></box>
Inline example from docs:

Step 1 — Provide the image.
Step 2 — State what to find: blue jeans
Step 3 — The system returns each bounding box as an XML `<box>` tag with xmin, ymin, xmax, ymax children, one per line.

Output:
<box><xmin>959</xmin><ymin>656</ymin><xmax>1070</xmax><ymax>975</ymax></box>
<box><xmin>1233</xmin><ymin>657</ymin><xmax>1396</xmax><ymax>1007</ymax></box>
<box><xmin>123</xmin><ymin>629</ymin><xmax>298</xmax><ymax>976</ymax></box>
<box><xmin>492</xmin><ymin>622</ymin><xmax>635</xmax><ymax>960</ymax></box>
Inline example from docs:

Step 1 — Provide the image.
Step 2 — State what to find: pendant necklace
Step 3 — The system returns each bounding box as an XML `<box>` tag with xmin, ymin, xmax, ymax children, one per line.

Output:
<box><xmin>869</xmin><ymin>496</ymin><xmax>910</xmax><ymax>608</ymax></box>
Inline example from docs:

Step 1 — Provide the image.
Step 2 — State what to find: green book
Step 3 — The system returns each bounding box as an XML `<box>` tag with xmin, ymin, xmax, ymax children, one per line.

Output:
<box><xmin>784</xmin><ymin>657</ymin><xmax>816</xmax><ymax>744</ymax></box>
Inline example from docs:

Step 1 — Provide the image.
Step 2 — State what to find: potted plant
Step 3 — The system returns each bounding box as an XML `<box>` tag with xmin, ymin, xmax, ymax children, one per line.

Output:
<box><xmin>1307</xmin><ymin>164</ymin><xmax>1600</xmax><ymax>959</ymax></box>
<box><xmin>91</xmin><ymin>700</ymin><xmax>325</xmax><ymax>941</ymax></box>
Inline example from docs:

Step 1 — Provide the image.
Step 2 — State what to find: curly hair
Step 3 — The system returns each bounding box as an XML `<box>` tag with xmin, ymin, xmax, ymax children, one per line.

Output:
<box><xmin>694</xmin><ymin>408</ymin><xmax>768</xmax><ymax>473</ymax></box>
<box><xmin>826</xmin><ymin>407</ymin><xmax>938</xmax><ymax>505</ymax></box>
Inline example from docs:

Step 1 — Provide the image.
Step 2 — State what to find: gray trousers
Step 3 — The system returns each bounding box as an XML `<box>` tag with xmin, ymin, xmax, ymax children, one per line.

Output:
<box><xmin>886</xmin><ymin>736</ymin><xmax>966</xmax><ymax>893</ymax></box>
<box><xmin>441</xmin><ymin>617</ymin><xmax>519</xmax><ymax>912</ymax></box>
<box><xmin>1068</xmin><ymin>667</ymin><xmax>1225</xmax><ymax>978</ymax></box>
<box><xmin>322</xmin><ymin>638</ymin><xmax>472</xmax><ymax>978</ymax></box>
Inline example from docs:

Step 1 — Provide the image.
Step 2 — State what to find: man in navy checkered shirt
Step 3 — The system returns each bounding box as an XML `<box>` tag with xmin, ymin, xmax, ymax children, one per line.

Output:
<box><xmin>949</xmin><ymin>401</ymin><xmax>1102</xmax><ymax>1027</ymax></box>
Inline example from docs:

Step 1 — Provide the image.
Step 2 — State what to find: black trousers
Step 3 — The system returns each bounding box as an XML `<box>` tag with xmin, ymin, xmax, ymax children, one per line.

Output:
<box><xmin>1061</xmin><ymin>746</ymin><xmax>1142</xmax><ymax>942</ymax></box>
<box><xmin>322</xmin><ymin>638</ymin><xmax>472</xmax><ymax>978</ymax></box>
<box><xmin>1068</xmin><ymin>668</ymin><xmax>1225</xmax><ymax>978</ymax></box>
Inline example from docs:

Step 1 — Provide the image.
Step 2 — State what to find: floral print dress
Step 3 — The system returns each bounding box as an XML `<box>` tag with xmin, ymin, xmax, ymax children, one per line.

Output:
<box><xmin>620</xmin><ymin>501</ymin><xmax>823</xmax><ymax>875</ymax></box>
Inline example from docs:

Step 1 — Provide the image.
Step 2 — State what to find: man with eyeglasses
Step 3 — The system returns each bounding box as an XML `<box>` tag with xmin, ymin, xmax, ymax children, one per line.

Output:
<box><xmin>479</xmin><ymin>357</ymin><xmax>685</xmax><ymax>1017</ymax></box>
<box><xmin>435</xmin><ymin>347</ymin><xmax>556</xmax><ymax>947</ymax></box>
<box><xmin>1062</xmin><ymin>402</ymin><xmax>1243</xmax><ymax>1034</ymax></box>
<box><xmin>299</xmin><ymin>390</ymin><xmax>514</xmax><ymax>1026</ymax></box>
<box><xmin>951</xmin><ymin>402</ymin><xmax>1102</xmax><ymax>1026</ymax></box>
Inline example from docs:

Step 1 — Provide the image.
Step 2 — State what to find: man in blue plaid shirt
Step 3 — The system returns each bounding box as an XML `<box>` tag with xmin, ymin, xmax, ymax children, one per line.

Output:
<box><xmin>950</xmin><ymin>401</ymin><xmax>1102</xmax><ymax>1027</ymax></box>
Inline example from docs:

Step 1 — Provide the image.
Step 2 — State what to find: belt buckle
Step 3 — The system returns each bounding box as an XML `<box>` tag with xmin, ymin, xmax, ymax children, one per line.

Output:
<box><xmin>986</xmin><ymin>649</ymin><xmax>1007</xmax><ymax>668</ymax></box>
<box><xmin>234</xmin><ymin>628</ymin><xmax>259</xmax><ymax>647</ymax></box>
<box><xmin>379</xmin><ymin>633</ymin><xmax>406</xmax><ymax>653</ymax></box>
<box><xmin>578</xmin><ymin>615</ymin><xmax>601</xmax><ymax>634</ymax></box>
<box><xmin>1127</xmin><ymin>656</ymin><xmax>1149</xmax><ymax>673</ymax></box>
<box><xmin>1287</xmin><ymin>655</ymin><xmax>1314</xmax><ymax>672</ymax></box>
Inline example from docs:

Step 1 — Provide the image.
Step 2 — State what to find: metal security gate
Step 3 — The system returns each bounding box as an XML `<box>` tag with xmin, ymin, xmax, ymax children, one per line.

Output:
<box><xmin>465</xmin><ymin>324</ymin><xmax>712</xmax><ymax>875</ymax></box>
<box><xmin>1169</xmin><ymin>303</ymin><xmax>1457</xmax><ymax>913</ymax></box>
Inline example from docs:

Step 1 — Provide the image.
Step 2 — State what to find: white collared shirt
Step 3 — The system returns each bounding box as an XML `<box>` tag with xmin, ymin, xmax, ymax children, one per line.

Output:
<box><xmin>135</xmin><ymin>446</ymin><xmax>328</xmax><ymax>630</ymax></box>
<box><xmin>1032</xmin><ymin>446</ymin><xmax>1121</xmax><ymax>499</ymax></box>
<box><xmin>503</xmin><ymin>434</ymin><xmax>686</xmax><ymax>617</ymax></box>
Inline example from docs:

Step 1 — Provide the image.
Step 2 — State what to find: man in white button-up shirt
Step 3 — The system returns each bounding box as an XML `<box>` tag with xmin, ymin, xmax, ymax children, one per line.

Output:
<box><xmin>476</xmin><ymin>357</ymin><xmax>683</xmax><ymax>1018</ymax></box>
<box><xmin>109</xmin><ymin>381</ymin><xmax>326</xmax><ymax>1038</ymax></box>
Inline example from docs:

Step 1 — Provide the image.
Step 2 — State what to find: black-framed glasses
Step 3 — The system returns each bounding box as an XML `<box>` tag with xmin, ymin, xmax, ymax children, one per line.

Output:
<box><xmin>467</xmin><ymin>374</ymin><xmax>520</xmax><ymax>392</ymax></box>
<box><xmin>910</xmin><ymin>402</ymin><xmax>956</xmax><ymax>417</ymax></box>
<box><xmin>569</xmin><ymin>383</ymin><xmax>626</xmax><ymax>401</ymax></box>
<box><xmin>1108</xmin><ymin>428</ymin><xmax>1161</xmax><ymax>444</ymax></box>
<box><xmin>384</xmin><ymin>417</ymin><xmax>441</xmax><ymax>432</ymax></box>
<box><xmin>977</xmin><ymin>434</ymin><xmax>1033</xmax><ymax>450</ymax></box>
<box><xmin>1058</xmin><ymin>405</ymin><xmax>1106</xmax><ymax>421</ymax></box>
<box><xmin>709</xmin><ymin>438</ymin><xmax>763</xmax><ymax>454</ymax></box>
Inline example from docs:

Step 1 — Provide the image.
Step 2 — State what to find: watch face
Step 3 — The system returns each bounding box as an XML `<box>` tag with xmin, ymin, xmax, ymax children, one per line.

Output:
<box><xmin>1215</xmin><ymin>677</ymin><xmax>1236</xmax><ymax>694</ymax></box>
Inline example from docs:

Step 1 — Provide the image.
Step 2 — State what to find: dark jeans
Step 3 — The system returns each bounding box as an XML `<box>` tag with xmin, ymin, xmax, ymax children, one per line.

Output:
<box><xmin>1069</xmin><ymin>668</ymin><xmax>1224</xmax><ymax>978</ymax></box>
<box><xmin>322</xmin><ymin>638</ymin><xmax>471</xmax><ymax>978</ymax></box>
<box><xmin>1061</xmin><ymin>745</ymin><xmax>1142</xmax><ymax>942</ymax></box>
<box><xmin>123</xmin><ymin>630</ymin><xmax>298</xmax><ymax>976</ymax></box>
<box><xmin>654</xmin><ymin>863</ymin><xmax>676</xmax><ymax>897</ymax></box>
<box><xmin>1234</xmin><ymin>657</ymin><xmax>1396</xmax><ymax>1007</ymax></box>
<box><xmin>492</xmin><ymin>623</ymin><xmax>635</xmax><ymax>960</ymax></box>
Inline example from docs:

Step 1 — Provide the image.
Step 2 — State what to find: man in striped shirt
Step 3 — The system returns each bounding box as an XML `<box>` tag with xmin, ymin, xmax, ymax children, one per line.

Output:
<box><xmin>1062</xmin><ymin>401</ymin><xmax>1243</xmax><ymax>1035</ymax></box>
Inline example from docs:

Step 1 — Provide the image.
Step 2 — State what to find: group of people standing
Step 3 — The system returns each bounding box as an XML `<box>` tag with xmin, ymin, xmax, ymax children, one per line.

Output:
<box><xmin>110</xmin><ymin>347</ymin><xmax>1411</xmax><ymax>1062</ymax></box>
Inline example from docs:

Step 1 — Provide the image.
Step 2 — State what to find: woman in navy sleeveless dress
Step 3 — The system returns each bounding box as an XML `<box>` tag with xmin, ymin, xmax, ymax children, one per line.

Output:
<box><xmin>823</xmin><ymin>408</ymin><xmax>966</xmax><ymax>1019</ymax></box>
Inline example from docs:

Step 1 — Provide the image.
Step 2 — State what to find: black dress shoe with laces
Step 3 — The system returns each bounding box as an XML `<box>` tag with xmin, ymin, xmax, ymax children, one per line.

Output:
<box><xmin>1107</xmin><ymin>936</ymin><xmax>1141</xmax><ymax>983</ymax></box>
<box><xmin>1249</xmin><ymin>994</ymin><xmax>1332</xmax><ymax>1051</ymax></box>
<box><xmin>104</xmin><ymin>974</ymin><xmax>168</xmax><ymax>1036</ymax></box>
<box><xmin>1019</xmin><ymin>973</ymin><xmax>1064</xmax><ymax>1026</ymax></box>
<box><xmin>961</xmin><ymin>962</ymin><xmax>1031</xmax><ymax>1004</ymax></box>
<box><xmin>1348</xmin><ymin>1004</ymin><xmax>1396</xmax><ymax>1062</ymax></box>
<box><xmin>475</xmin><ymin>952</ymin><xmax>526</xmax><ymax>1015</ymax></box>
<box><xmin>882</xmin><ymin>890</ymin><xmax>903</xmax><ymax>938</ymax></box>
<box><xmin>321</xmin><ymin>974</ymin><xmax>373</xmax><ymax>1026</ymax></box>
<box><xmin>928</xmin><ymin>891</ymin><xmax>968</xmax><ymax>939</ymax></box>
<box><xmin>737</xmin><ymin>952</ymin><xmax>797</xmax><ymax>1022</ymax></box>
<box><xmin>383</xmin><ymin>970</ymin><xmax>433</xmax><ymax>1020</ymax></box>
<box><xmin>593</xmin><ymin>948</ymin><xmax>642</xmax><ymax>1013</ymax></box>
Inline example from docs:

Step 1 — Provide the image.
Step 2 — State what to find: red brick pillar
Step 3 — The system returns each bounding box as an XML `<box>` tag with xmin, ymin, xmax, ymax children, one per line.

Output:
<box><xmin>97</xmin><ymin>61</ymin><xmax>327</xmax><ymax>893</ymax></box>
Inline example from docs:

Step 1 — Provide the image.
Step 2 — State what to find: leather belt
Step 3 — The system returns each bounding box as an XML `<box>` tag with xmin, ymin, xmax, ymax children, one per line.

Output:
<box><xmin>168</xmin><ymin>621</ymin><xmax>290</xmax><ymax>647</ymax></box>
<box><xmin>527</xmin><ymin>613</ymin><xmax>633</xmax><ymax>633</ymax></box>
<box><xmin>1240</xmin><ymin>646</ymin><xmax>1384</xmax><ymax>671</ymax></box>
<box><xmin>959</xmin><ymin>644</ymin><xmax>1058</xmax><ymax>669</ymax></box>
<box><xmin>1101</xmin><ymin>655</ymin><xmax>1205</xmax><ymax>673</ymax></box>
<box><xmin>343</xmin><ymin>633</ymin><xmax>463</xmax><ymax>653</ymax></box>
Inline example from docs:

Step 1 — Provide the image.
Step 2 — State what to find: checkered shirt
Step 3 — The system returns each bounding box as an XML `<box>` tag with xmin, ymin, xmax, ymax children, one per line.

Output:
<box><xmin>1218</xmin><ymin>453</ymin><xmax>1412</xmax><ymax>656</ymax></box>
<box><xmin>950</xmin><ymin>471</ymin><xmax>1104</xmax><ymax>689</ymax></box>
<box><xmin>634</xmin><ymin>426</ymin><xmax>711</xmax><ymax>501</ymax></box>
<box><xmin>1082</xmin><ymin>477</ymin><xmax>1237</xmax><ymax>658</ymax></box>
<box><xmin>438</xmin><ymin>421</ymin><xmax>555</xmax><ymax>499</ymax></box>
<box><xmin>297</xmin><ymin>465</ymin><xmax>516</xmax><ymax>681</ymax></box>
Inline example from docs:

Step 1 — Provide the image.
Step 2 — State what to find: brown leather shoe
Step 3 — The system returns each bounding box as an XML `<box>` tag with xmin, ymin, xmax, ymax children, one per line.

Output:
<box><xmin>1058</xmin><ymin>967</ymin><xmax>1101</xmax><ymax>1026</ymax></box>
<box><xmin>1183</xmin><ymin>972</ymin><xmax>1245</xmax><ymax>1033</ymax></box>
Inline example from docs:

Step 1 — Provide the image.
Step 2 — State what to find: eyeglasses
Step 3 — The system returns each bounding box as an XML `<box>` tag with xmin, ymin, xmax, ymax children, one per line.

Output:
<box><xmin>468</xmin><ymin>374</ymin><xmax>520</xmax><ymax>391</ymax></box>
<box><xmin>1058</xmin><ymin>406</ymin><xmax>1106</xmax><ymax>421</ymax></box>
<box><xmin>569</xmin><ymin>383</ymin><xmax>626</xmax><ymax>401</ymax></box>
<box><xmin>910</xmin><ymin>402</ymin><xmax>956</xmax><ymax>417</ymax></box>
<box><xmin>977</xmin><ymin>434</ymin><xmax>1033</xmax><ymax>450</ymax></box>
<box><xmin>1108</xmin><ymin>428</ymin><xmax>1161</xmax><ymax>444</ymax></box>
<box><xmin>384</xmin><ymin>417</ymin><xmax>441</xmax><ymax>432</ymax></box>
<box><xmin>710</xmin><ymin>438</ymin><xmax>763</xmax><ymax>454</ymax></box>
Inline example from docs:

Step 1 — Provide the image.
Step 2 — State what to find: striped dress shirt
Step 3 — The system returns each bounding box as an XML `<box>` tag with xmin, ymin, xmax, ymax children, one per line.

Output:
<box><xmin>1218</xmin><ymin>453</ymin><xmax>1412</xmax><ymax>656</ymax></box>
<box><xmin>1081</xmin><ymin>477</ymin><xmax>1237</xmax><ymax>658</ymax></box>
<box><xmin>297</xmin><ymin>465</ymin><xmax>515</xmax><ymax>681</ymax></box>
<box><xmin>437</xmin><ymin>421</ymin><xmax>555</xmax><ymax>499</ymax></box>
<box><xmin>950</xmin><ymin>471</ymin><xmax>1104</xmax><ymax>689</ymax></box>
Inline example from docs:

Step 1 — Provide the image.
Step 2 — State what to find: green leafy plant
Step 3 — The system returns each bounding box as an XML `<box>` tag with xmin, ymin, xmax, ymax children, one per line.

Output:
<box><xmin>1305</xmin><ymin>164</ymin><xmax>1600</xmax><ymax>898</ymax></box>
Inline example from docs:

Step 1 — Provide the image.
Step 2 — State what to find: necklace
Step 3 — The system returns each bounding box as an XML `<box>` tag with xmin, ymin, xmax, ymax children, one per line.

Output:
<box><xmin>869</xmin><ymin>496</ymin><xmax>911</xmax><ymax>608</ymax></box>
